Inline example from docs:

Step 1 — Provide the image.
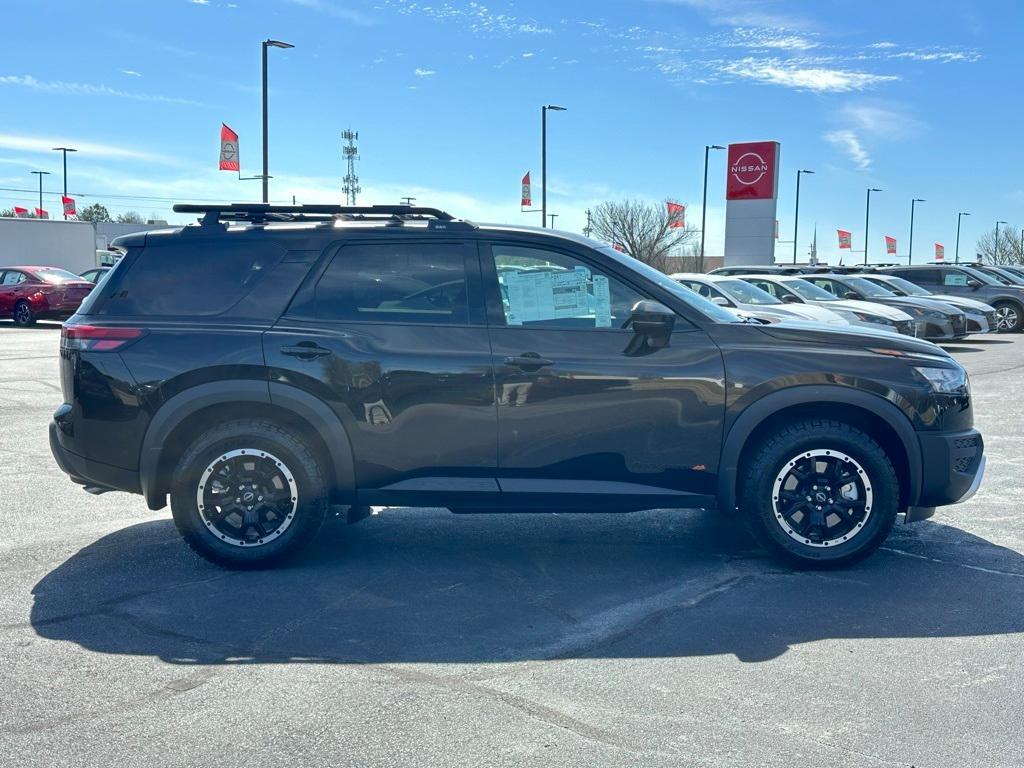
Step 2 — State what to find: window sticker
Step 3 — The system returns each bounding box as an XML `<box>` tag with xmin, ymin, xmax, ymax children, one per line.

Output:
<box><xmin>944</xmin><ymin>273</ymin><xmax>968</xmax><ymax>287</ymax></box>
<box><xmin>502</xmin><ymin>268</ymin><xmax>606</xmax><ymax>326</ymax></box>
<box><xmin>592</xmin><ymin>275</ymin><xmax>612</xmax><ymax>327</ymax></box>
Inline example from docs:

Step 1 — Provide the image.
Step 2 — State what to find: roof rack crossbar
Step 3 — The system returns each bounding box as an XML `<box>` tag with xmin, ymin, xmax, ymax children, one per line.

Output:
<box><xmin>173</xmin><ymin>203</ymin><xmax>455</xmax><ymax>221</ymax></box>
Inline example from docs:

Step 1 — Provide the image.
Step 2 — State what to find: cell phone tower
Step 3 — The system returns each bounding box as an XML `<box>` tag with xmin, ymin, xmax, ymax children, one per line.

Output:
<box><xmin>341</xmin><ymin>129</ymin><xmax>361</xmax><ymax>205</ymax></box>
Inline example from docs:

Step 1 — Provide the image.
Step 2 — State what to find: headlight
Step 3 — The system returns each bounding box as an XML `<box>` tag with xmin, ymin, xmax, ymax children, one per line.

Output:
<box><xmin>913</xmin><ymin>365</ymin><xmax>970</xmax><ymax>394</ymax></box>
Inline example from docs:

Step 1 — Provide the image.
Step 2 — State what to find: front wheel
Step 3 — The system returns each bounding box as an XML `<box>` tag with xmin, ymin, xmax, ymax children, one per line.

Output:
<box><xmin>738</xmin><ymin>419</ymin><xmax>899</xmax><ymax>567</ymax></box>
<box><xmin>170</xmin><ymin>419</ymin><xmax>328</xmax><ymax>568</ymax></box>
<box><xmin>993</xmin><ymin>301</ymin><xmax>1024</xmax><ymax>333</ymax></box>
<box><xmin>13</xmin><ymin>300</ymin><xmax>35</xmax><ymax>326</ymax></box>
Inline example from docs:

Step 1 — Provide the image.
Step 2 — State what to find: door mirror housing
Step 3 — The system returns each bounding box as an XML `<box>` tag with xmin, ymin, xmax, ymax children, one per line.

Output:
<box><xmin>966</xmin><ymin>279</ymin><xmax>981</xmax><ymax>288</ymax></box>
<box><xmin>630</xmin><ymin>300</ymin><xmax>675</xmax><ymax>348</ymax></box>
<box><xmin>711</xmin><ymin>295</ymin><xmax>731</xmax><ymax>306</ymax></box>
<box><xmin>843</xmin><ymin>291</ymin><xmax>860</xmax><ymax>300</ymax></box>
<box><xmin>780</xmin><ymin>294</ymin><xmax>801</xmax><ymax>304</ymax></box>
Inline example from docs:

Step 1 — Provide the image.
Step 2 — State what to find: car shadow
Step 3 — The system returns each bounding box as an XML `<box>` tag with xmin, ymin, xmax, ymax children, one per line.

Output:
<box><xmin>30</xmin><ymin>508</ymin><xmax>1024</xmax><ymax>665</ymax></box>
<box><xmin>959</xmin><ymin>337</ymin><xmax>1015</xmax><ymax>344</ymax></box>
<box><xmin>942</xmin><ymin>345</ymin><xmax>985</xmax><ymax>353</ymax></box>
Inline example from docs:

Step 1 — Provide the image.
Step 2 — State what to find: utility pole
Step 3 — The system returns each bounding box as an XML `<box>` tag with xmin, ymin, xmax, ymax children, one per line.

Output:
<box><xmin>793</xmin><ymin>169</ymin><xmax>814</xmax><ymax>264</ymax></box>
<box><xmin>995</xmin><ymin>220</ymin><xmax>1007</xmax><ymax>264</ymax></box>
<box><xmin>540</xmin><ymin>104</ymin><xmax>566</xmax><ymax>228</ymax></box>
<box><xmin>908</xmin><ymin>198</ymin><xmax>925</xmax><ymax>265</ymax></box>
<box><xmin>261</xmin><ymin>39</ymin><xmax>294</xmax><ymax>203</ymax></box>
<box><xmin>864</xmin><ymin>187</ymin><xmax>882</xmax><ymax>265</ymax></box>
<box><xmin>51</xmin><ymin>147</ymin><xmax>77</xmax><ymax>218</ymax></box>
<box><xmin>583</xmin><ymin>208</ymin><xmax>592</xmax><ymax>237</ymax></box>
<box><xmin>30</xmin><ymin>171</ymin><xmax>50</xmax><ymax>214</ymax></box>
<box><xmin>548</xmin><ymin>213</ymin><xmax>558</xmax><ymax>228</ymax></box>
<box><xmin>954</xmin><ymin>212</ymin><xmax>970</xmax><ymax>263</ymax></box>
<box><xmin>699</xmin><ymin>145</ymin><xmax>725</xmax><ymax>272</ymax></box>
<box><xmin>400</xmin><ymin>196</ymin><xmax>416</xmax><ymax>206</ymax></box>
<box><xmin>341</xmin><ymin>129</ymin><xmax>361</xmax><ymax>206</ymax></box>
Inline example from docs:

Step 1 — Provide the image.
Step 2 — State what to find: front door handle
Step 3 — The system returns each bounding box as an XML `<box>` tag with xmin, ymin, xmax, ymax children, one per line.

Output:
<box><xmin>281</xmin><ymin>343</ymin><xmax>332</xmax><ymax>360</ymax></box>
<box><xmin>504</xmin><ymin>353</ymin><xmax>554</xmax><ymax>371</ymax></box>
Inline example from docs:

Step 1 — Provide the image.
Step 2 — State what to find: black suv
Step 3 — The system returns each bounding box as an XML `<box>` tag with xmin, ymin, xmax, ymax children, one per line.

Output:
<box><xmin>882</xmin><ymin>264</ymin><xmax>1024</xmax><ymax>333</ymax></box>
<box><xmin>50</xmin><ymin>204</ymin><xmax>986</xmax><ymax>569</ymax></box>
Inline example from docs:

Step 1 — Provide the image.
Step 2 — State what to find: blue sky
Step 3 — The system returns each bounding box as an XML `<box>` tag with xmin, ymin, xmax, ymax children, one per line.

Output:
<box><xmin>1</xmin><ymin>0</ymin><xmax>1020</xmax><ymax>262</ymax></box>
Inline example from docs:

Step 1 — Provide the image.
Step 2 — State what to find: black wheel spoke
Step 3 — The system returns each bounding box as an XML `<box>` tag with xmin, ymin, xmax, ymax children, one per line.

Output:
<box><xmin>197</xmin><ymin>451</ymin><xmax>296</xmax><ymax>546</ymax></box>
<box><xmin>775</xmin><ymin>452</ymin><xmax>870</xmax><ymax>546</ymax></box>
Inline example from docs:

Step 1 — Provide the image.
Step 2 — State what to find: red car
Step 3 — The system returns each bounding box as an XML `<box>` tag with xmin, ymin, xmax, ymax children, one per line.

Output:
<box><xmin>0</xmin><ymin>266</ymin><xmax>95</xmax><ymax>326</ymax></box>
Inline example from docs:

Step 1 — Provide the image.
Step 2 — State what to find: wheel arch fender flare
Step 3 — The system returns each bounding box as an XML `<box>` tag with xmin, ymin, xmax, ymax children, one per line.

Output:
<box><xmin>717</xmin><ymin>385</ymin><xmax>922</xmax><ymax>513</ymax></box>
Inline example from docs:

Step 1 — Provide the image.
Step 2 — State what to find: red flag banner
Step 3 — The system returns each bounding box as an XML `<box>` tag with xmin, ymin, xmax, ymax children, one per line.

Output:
<box><xmin>885</xmin><ymin>235</ymin><xmax>897</xmax><ymax>255</ymax></box>
<box><xmin>612</xmin><ymin>242</ymin><xmax>626</xmax><ymax>253</ymax></box>
<box><xmin>62</xmin><ymin>196</ymin><xmax>76</xmax><ymax>217</ymax></box>
<box><xmin>35</xmin><ymin>208</ymin><xmax>49</xmax><ymax>219</ymax></box>
<box><xmin>13</xmin><ymin>206</ymin><xmax>29</xmax><ymax>218</ymax></box>
<box><xmin>935</xmin><ymin>243</ymin><xmax>945</xmax><ymax>261</ymax></box>
<box><xmin>666</xmin><ymin>201</ymin><xmax>685</xmax><ymax>229</ymax></box>
<box><xmin>837</xmin><ymin>229</ymin><xmax>852</xmax><ymax>250</ymax></box>
<box><xmin>521</xmin><ymin>172</ymin><xmax>532</xmax><ymax>208</ymax></box>
<box><xmin>219</xmin><ymin>123</ymin><xmax>240</xmax><ymax>171</ymax></box>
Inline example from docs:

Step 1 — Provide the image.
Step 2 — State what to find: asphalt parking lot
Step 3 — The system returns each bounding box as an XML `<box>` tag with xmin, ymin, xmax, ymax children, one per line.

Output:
<box><xmin>1</xmin><ymin>323</ymin><xmax>1022</xmax><ymax>768</ymax></box>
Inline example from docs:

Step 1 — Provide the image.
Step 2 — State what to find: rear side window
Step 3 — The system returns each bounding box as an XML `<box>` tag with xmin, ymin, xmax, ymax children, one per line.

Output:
<box><xmin>313</xmin><ymin>243</ymin><xmax>470</xmax><ymax>325</ymax></box>
<box><xmin>99</xmin><ymin>241</ymin><xmax>283</xmax><ymax>316</ymax></box>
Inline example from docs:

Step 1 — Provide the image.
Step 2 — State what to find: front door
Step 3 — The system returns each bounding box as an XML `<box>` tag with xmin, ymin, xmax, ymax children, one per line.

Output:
<box><xmin>481</xmin><ymin>241</ymin><xmax>724</xmax><ymax>509</ymax></box>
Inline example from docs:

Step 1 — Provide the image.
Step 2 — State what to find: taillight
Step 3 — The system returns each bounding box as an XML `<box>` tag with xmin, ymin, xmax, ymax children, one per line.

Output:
<box><xmin>62</xmin><ymin>324</ymin><xmax>145</xmax><ymax>352</ymax></box>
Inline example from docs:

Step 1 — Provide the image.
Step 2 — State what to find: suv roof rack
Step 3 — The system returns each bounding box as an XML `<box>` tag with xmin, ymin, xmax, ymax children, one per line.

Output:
<box><xmin>172</xmin><ymin>203</ymin><xmax>476</xmax><ymax>229</ymax></box>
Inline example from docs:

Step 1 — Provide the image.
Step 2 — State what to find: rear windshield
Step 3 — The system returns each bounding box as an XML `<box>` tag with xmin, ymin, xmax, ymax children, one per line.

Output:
<box><xmin>31</xmin><ymin>267</ymin><xmax>84</xmax><ymax>284</ymax></box>
<box><xmin>95</xmin><ymin>239</ymin><xmax>284</xmax><ymax>316</ymax></box>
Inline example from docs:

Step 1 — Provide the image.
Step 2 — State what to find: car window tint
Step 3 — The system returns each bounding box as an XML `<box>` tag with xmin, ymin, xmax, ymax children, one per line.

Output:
<box><xmin>315</xmin><ymin>243</ymin><xmax>469</xmax><ymax>325</ymax></box>
<box><xmin>489</xmin><ymin>244</ymin><xmax>647</xmax><ymax>329</ymax></box>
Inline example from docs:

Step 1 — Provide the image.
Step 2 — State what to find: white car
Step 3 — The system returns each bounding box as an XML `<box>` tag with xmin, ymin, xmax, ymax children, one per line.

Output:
<box><xmin>670</xmin><ymin>273</ymin><xmax>850</xmax><ymax>327</ymax></box>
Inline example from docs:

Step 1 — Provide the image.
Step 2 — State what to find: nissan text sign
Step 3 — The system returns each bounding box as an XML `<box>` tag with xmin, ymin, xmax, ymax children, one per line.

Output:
<box><xmin>723</xmin><ymin>140</ymin><xmax>781</xmax><ymax>265</ymax></box>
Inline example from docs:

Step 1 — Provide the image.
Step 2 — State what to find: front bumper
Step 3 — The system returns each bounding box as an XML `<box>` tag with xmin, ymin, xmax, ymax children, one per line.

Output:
<box><xmin>916</xmin><ymin>428</ymin><xmax>985</xmax><ymax>508</ymax></box>
<box><xmin>965</xmin><ymin>312</ymin><xmax>992</xmax><ymax>334</ymax></box>
<box><xmin>915</xmin><ymin>314</ymin><xmax>968</xmax><ymax>341</ymax></box>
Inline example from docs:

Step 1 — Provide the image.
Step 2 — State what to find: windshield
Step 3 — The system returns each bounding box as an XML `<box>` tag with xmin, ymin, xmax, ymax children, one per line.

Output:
<box><xmin>841</xmin><ymin>276</ymin><xmax>897</xmax><ymax>298</ymax></box>
<box><xmin>875</xmin><ymin>276</ymin><xmax>930</xmax><ymax>296</ymax></box>
<box><xmin>959</xmin><ymin>266</ymin><xmax>1001</xmax><ymax>286</ymax></box>
<box><xmin>717</xmin><ymin>278</ymin><xmax>782</xmax><ymax>305</ymax></box>
<box><xmin>597</xmin><ymin>247</ymin><xmax>739</xmax><ymax>323</ymax></box>
<box><xmin>31</xmin><ymin>267</ymin><xmax>86</xmax><ymax>284</ymax></box>
<box><xmin>781</xmin><ymin>278</ymin><xmax>841</xmax><ymax>301</ymax></box>
<box><xmin>985</xmin><ymin>267</ymin><xmax>1024</xmax><ymax>285</ymax></box>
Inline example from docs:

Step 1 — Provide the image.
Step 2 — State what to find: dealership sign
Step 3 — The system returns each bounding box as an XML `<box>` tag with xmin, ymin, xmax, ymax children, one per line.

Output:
<box><xmin>722</xmin><ymin>141</ymin><xmax>781</xmax><ymax>266</ymax></box>
<box><xmin>726</xmin><ymin>141</ymin><xmax>778</xmax><ymax>201</ymax></box>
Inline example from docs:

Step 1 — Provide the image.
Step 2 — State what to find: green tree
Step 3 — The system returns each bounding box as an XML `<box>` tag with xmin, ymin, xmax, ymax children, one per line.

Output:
<box><xmin>116</xmin><ymin>211</ymin><xmax>145</xmax><ymax>224</ymax></box>
<box><xmin>78</xmin><ymin>203</ymin><xmax>113</xmax><ymax>223</ymax></box>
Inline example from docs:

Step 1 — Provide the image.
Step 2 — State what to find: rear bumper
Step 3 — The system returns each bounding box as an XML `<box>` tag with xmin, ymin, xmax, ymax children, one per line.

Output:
<box><xmin>915</xmin><ymin>428</ymin><xmax>985</xmax><ymax>508</ymax></box>
<box><xmin>49</xmin><ymin>419</ymin><xmax>141</xmax><ymax>494</ymax></box>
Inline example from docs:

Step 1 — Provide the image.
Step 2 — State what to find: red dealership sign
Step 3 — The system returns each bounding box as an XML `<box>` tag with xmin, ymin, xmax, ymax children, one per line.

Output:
<box><xmin>521</xmin><ymin>172</ymin><xmax>531</xmax><ymax>207</ymax></box>
<box><xmin>219</xmin><ymin>123</ymin><xmax>239</xmax><ymax>172</ymax></box>
<box><xmin>726</xmin><ymin>141</ymin><xmax>778</xmax><ymax>200</ymax></box>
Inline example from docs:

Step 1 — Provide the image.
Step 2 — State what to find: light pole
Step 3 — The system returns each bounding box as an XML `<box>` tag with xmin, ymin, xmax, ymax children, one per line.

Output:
<box><xmin>51</xmin><ymin>147</ymin><xmax>77</xmax><ymax>218</ymax></box>
<box><xmin>792</xmin><ymin>169</ymin><xmax>814</xmax><ymax>264</ymax></box>
<box><xmin>262</xmin><ymin>39</ymin><xmax>294</xmax><ymax>204</ymax></box>
<box><xmin>995</xmin><ymin>220</ymin><xmax>1008</xmax><ymax>264</ymax></box>
<box><xmin>863</xmin><ymin>187</ymin><xmax>882</xmax><ymax>265</ymax></box>
<box><xmin>541</xmin><ymin>104</ymin><xmax>566</xmax><ymax>228</ymax></box>
<box><xmin>548</xmin><ymin>213</ymin><xmax>558</xmax><ymax>228</ymax></box>
<box><xmin>954</xmin><ymin>212</ymin><xmax>970</xmax><ymax>263</ymax></box>
<box><xmin>699</xmin><ymin>144</ymin><xmax>725</xmax><ymax>272</ymax></box>
<box><xmin>907</xmin><ymin>198</ymin><xmax>924</xmax><ymax>265</ymax></box>
<box><xmin>30</xmin><ymin>171</ymin><xmax>50</xmax><ymax>214</ymax></box>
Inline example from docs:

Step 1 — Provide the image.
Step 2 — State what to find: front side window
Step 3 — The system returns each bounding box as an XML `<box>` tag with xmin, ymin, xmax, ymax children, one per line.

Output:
<box><xmin>716</xmin><ymin>278</ymin><xmax>782</xmax><ymax>305</ymax></box>
<box><xmin>488</xmin><ymin>244</ymin><xmax>647</xmax><ymax>329</ymax></box>
<box><xmin>315</xmin><ymin>243</ymin><xmax>470</xmax><ymax>325</ymax></box>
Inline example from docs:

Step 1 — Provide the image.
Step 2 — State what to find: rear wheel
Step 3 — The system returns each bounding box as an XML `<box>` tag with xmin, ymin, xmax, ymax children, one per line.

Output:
<box><xmin>13</xmin><ymin>300</ymin><xmax>35</xmax><ymax>326</ymax></box>
<box><xmin>993</xmin><ymin>301</ymin><xmax>1023</xmax><ymax>333</ymax></box>
<box><xmin>738</xmin><ymin>419</ymin><xmax>899</xmax><ymax>567</ymax></box>
<box><xmin>170</xmin><ymin>419</ymin><xmax>328</xmax><ymax>568</ymax></box>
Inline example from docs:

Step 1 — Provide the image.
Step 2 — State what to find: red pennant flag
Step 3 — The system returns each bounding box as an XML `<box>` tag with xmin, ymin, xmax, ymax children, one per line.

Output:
<box><xmin>13</xmin><ymin>206</ymin><xmax>29</xmax><ymax>218</ymax></box>
<box><xmin>612</xmin><ymin>242</ymin><xmax>626</xmax><ymax>253</ymax></box>
<box><xmin>666</xmin><ymin>201</ymin><xmax>685</xmax><ymax>228</ymax></box>
<box><xmin>62</xmin><ymin>196</ymin><xmax>76</xmax><ymax>217</ymax></box>
<box><xmin>521</xmin><ymin>172</ymin><xmax>532</xmax><ymax>208</ymax></box>
<box><xmin>884</xmin><ymin>235</ymin><xmax>897</xmax><ymax>255</ymax></box>
<box><xmin>35</xmin><ymin>208</ymin><xmax>49</xmax><ymax>219</ymax></box>
<box><xmin>837</xmin><ymin>229</ymin><xmax>852</xmax><ymax>250</ymax></box>
<box><xmin>219</xmin><ymin>123</ymin><xmax>240</xmax><ymax>171</ymax></box>
<box><xmin>935</xmin><ymin>243</ymin><xmax>945</xmax><ymax>261</ymax></box>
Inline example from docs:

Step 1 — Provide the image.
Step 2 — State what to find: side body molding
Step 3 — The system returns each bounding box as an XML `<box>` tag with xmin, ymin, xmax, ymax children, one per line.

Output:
<box><xmin>139</xmin><ymin>379</ymin><xmax>356</xmax><ymax>509</ymax></box>
<box><xmin>716</xmin><ymin>385</ymin><xmax>923</xmax><ymax>514</ymax></box>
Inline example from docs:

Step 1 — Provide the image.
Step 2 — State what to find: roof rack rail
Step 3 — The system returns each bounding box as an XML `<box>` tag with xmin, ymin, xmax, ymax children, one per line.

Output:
<box><xmin>171</xmin><ymin>203</ymin><xmax>470</xmax><ymax>228</ymax></box>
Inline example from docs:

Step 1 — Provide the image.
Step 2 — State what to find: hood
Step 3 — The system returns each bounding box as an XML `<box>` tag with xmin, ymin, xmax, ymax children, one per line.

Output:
<box><xmin>776</xmin><ymin>303</ymin><xmax>848</xmax><ymax>325</ymax></box>
<box><xmin>872</xmin><ymin>296</ymin><xmax>962</xmax><ymax>317</ymax></box>
<box><xmin>760</xmin><ymin>322</ymin><xmax>950</xmax><ymax>357</ymax></box>
<box><xmin>821</xmin><ymin>298</ymin><xmax>914</xmax><ymax>322</ymax></box>
<box><xmin>929</xmin><ymin>294</ymin><xmax>996</xmax><ymax>312</ymax></box>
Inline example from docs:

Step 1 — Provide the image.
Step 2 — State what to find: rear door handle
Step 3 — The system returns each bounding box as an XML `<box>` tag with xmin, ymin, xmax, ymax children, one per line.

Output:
<box><xmin>503</xmin><ymin>353</ymin><xmax>554</xmax><ymax>370</ymax></box>
<box><xmin>281</xmin><ymin>343</ymin><xmax>332</xmax><ymax>360</ymax></box>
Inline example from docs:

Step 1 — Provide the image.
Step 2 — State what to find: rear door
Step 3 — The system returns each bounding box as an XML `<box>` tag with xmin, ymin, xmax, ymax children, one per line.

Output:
<box><xmin>480</xmin><ymin>240</ymin><xmax>724</xmax><ymax>508</ymax></box>
<box><xmin>0</xmin><ymin>270</ymin><xmax>27</xmax><ymax>315</ymax></box>
<box><xmin>265</xmin><ymin>238</ymin><xmax>498</xmax><ymax>504</ymax></box>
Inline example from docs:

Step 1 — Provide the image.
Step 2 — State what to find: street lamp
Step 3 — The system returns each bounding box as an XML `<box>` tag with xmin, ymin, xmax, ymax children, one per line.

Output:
<box><xmin>792</xmin><ymin>169</ymin><xmax>814</xmax><ymax>264</ymax></box>
<box><xmin>908</xmin><ymin>198</ymin><xmax>925</xmax><ymax>265</ymax></box>
<box><xmin>30</xmin><ymin>171</ymin><xmax>51</xmax><ymax>214</ymax></box>
<box><xmin>262</xmin><ymin>39</ymin><xmax>294</xmax><ymax>204</ymax></box>
<box><xmin>954</xmin><ymin>212</ymin><xmax>971</xmax><ymax>263</ymax></box>
<box><xmin>699</xmin><ymin>144</ymin><xmax>725</xmax><ymax>272</ymax></box>
<box><xmin>995</xmin><ymin>220</ymin><xmax>1008</xmax><ymax>264</ymax></box>
<box><xmin>51</xmin><ymin>147</ymin><xmax>77</xmax><ymax>218</ymax></box>
<box><xmin>863</xmin><ymin>187</ymin><xmax>882</xmax><ymax>265</ymax></box>
<box><xmin>541</xmin><ymin>104</ymin><xmax>566</xmax><ymax>228</ymax></box>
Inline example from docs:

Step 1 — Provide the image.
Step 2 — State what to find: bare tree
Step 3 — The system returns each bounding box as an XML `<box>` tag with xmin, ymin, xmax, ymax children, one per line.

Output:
<box><xmin>116</xmin><ymin>211</ymin><xmax>145</xmax><ymax>224</ymax></box>
<box><xmin>589</xmin><ymin>199</ymin><xmax>696</xmax><ymax>273</ymax></box>
<box><xmin>976</xmin><ymin>225</ymin><xmax>1023</xmax><ymax>265</ymax></box>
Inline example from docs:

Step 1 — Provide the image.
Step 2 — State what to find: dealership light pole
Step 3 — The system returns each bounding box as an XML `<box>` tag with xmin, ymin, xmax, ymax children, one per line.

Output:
<box><xmin>863</xmin><ymin>187</ymin><xmax>882</xmax><ymax>265</ymax></box>
<box><xmin>541</xmin><ymin>104</ymin><xmax>566</xmax><ymax>228</ymax></box>
<box><xmin>699</xmin><ymin>144</ymin><xmax>725</xmax><ymax>272</ymax></box>
<box><xmin>30</xmin><ymin>171</ymin><xmax>50</xmax><ymax>214</ymax></box>
<box><xmin>995</xmin><ymin>220</ymin><xmax>1008</xmax><ymax>264</ymax></box>
<box><xmin>792</xmin><ymin>169</ymin><xmax>814</xmax><ymax>264</ymax></box>
<box><xmin>51</xmin><ymin>147</ymin><xmax>77</xmax><ymax>218</ymax></box>
<box><xmin>907</xmin><ymin>198</ymin><xmax>924</xmax><ymax>265</ymax></box>
<box><xmin>954</xmin><ymin>212</ymin><xmax>970</xmax><ymax>263</ymax></box>
<box><xmin>262</xmin><ymin>39</ymin><xmax>294</xmax><ymax>204</ymax></box>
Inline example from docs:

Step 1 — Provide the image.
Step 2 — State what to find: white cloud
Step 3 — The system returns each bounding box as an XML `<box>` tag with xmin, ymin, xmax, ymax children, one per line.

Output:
<box><xmin>715</xmin><ymin>27</ymin><xmax>819</xmax><ymax>51</ymax></box>
<box><xmin>0</xmin><ymin>133</ymin><xmax>176</xmax><ymax>164</ymax></box>
<box><xmin>190</xmin><ymin>0</ymin><xmax>210</xmax><ymax>5</ymax></box>
<box><xmin>380</xmin><ymin>1</ymin><xmax>551</xmax><ymax>36</ymax></box>
<box><xmin>521</xmin><ymin>52</ymin><xmax>535</xmax><ymax>58</ymax></box>
<box><xmin>414</xmin><ymin>67</ymin><xmax>436</xmax><ymax>77</ymax></box>
<box><xmin>285</xmin><ymin>0</ymin><xmax>373</xmax><ymax>25</ymax></box>
<box><xmin>649</xmin><ymin>0</ymin><xmax>813</xmax><ymax>30</ymax></box>
<box><xmin>721</xmin><ymin>58</ymin><xmax>899</xmax><ymax>92</ymax></box>
<box><xmin>0</xmin><ymin>74</ymin><xmax>205</xmax><ymax>106</ymax></box>
<box><xmin>841</xmin><ymin>102</ymin><xmax>923</xmax><ymax>139</ymax></box>
<box><xmin>868</xmin><ymin>41</ymin><xmax>898</xmax><ymax>49</ymax></box>
<box><xmin>825</xmin><ymin>129</ymin><xmax>871</xmax><ymax>170</ymax></box>
<box><xmin>119</xmin><ymin>69</ymin><xmax>142</xmax><ymax>77</ymax></box>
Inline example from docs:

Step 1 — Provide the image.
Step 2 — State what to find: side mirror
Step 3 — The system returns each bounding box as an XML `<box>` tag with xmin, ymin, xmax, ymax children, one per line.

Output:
<box><xmin>966</xmin><ymin>279</ymin><xmax>981</xmax><ymax>288</ymax></box>
<box><xmin>890</xmin><ymin>289</ymin><xmax>907</xmax><ymax>296</ymax></box>
<box><xmin>711</xmin><ymin>295</ymin><xmax>731</xmax><ymax>306</ymax></box>
<box><xmin>630</xmin><ymin>300</ymin><xmax>675</xmax><ymax>348</ymax></box>
<box><xmin>780</xmin><ymin>294</ymin><xmax>801</xmax><ymax>304</ymax></box>
<box><xmin>843</xmin><ymin>291</ymin><xmax>860</xmax><ymax>300</ymax></box>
